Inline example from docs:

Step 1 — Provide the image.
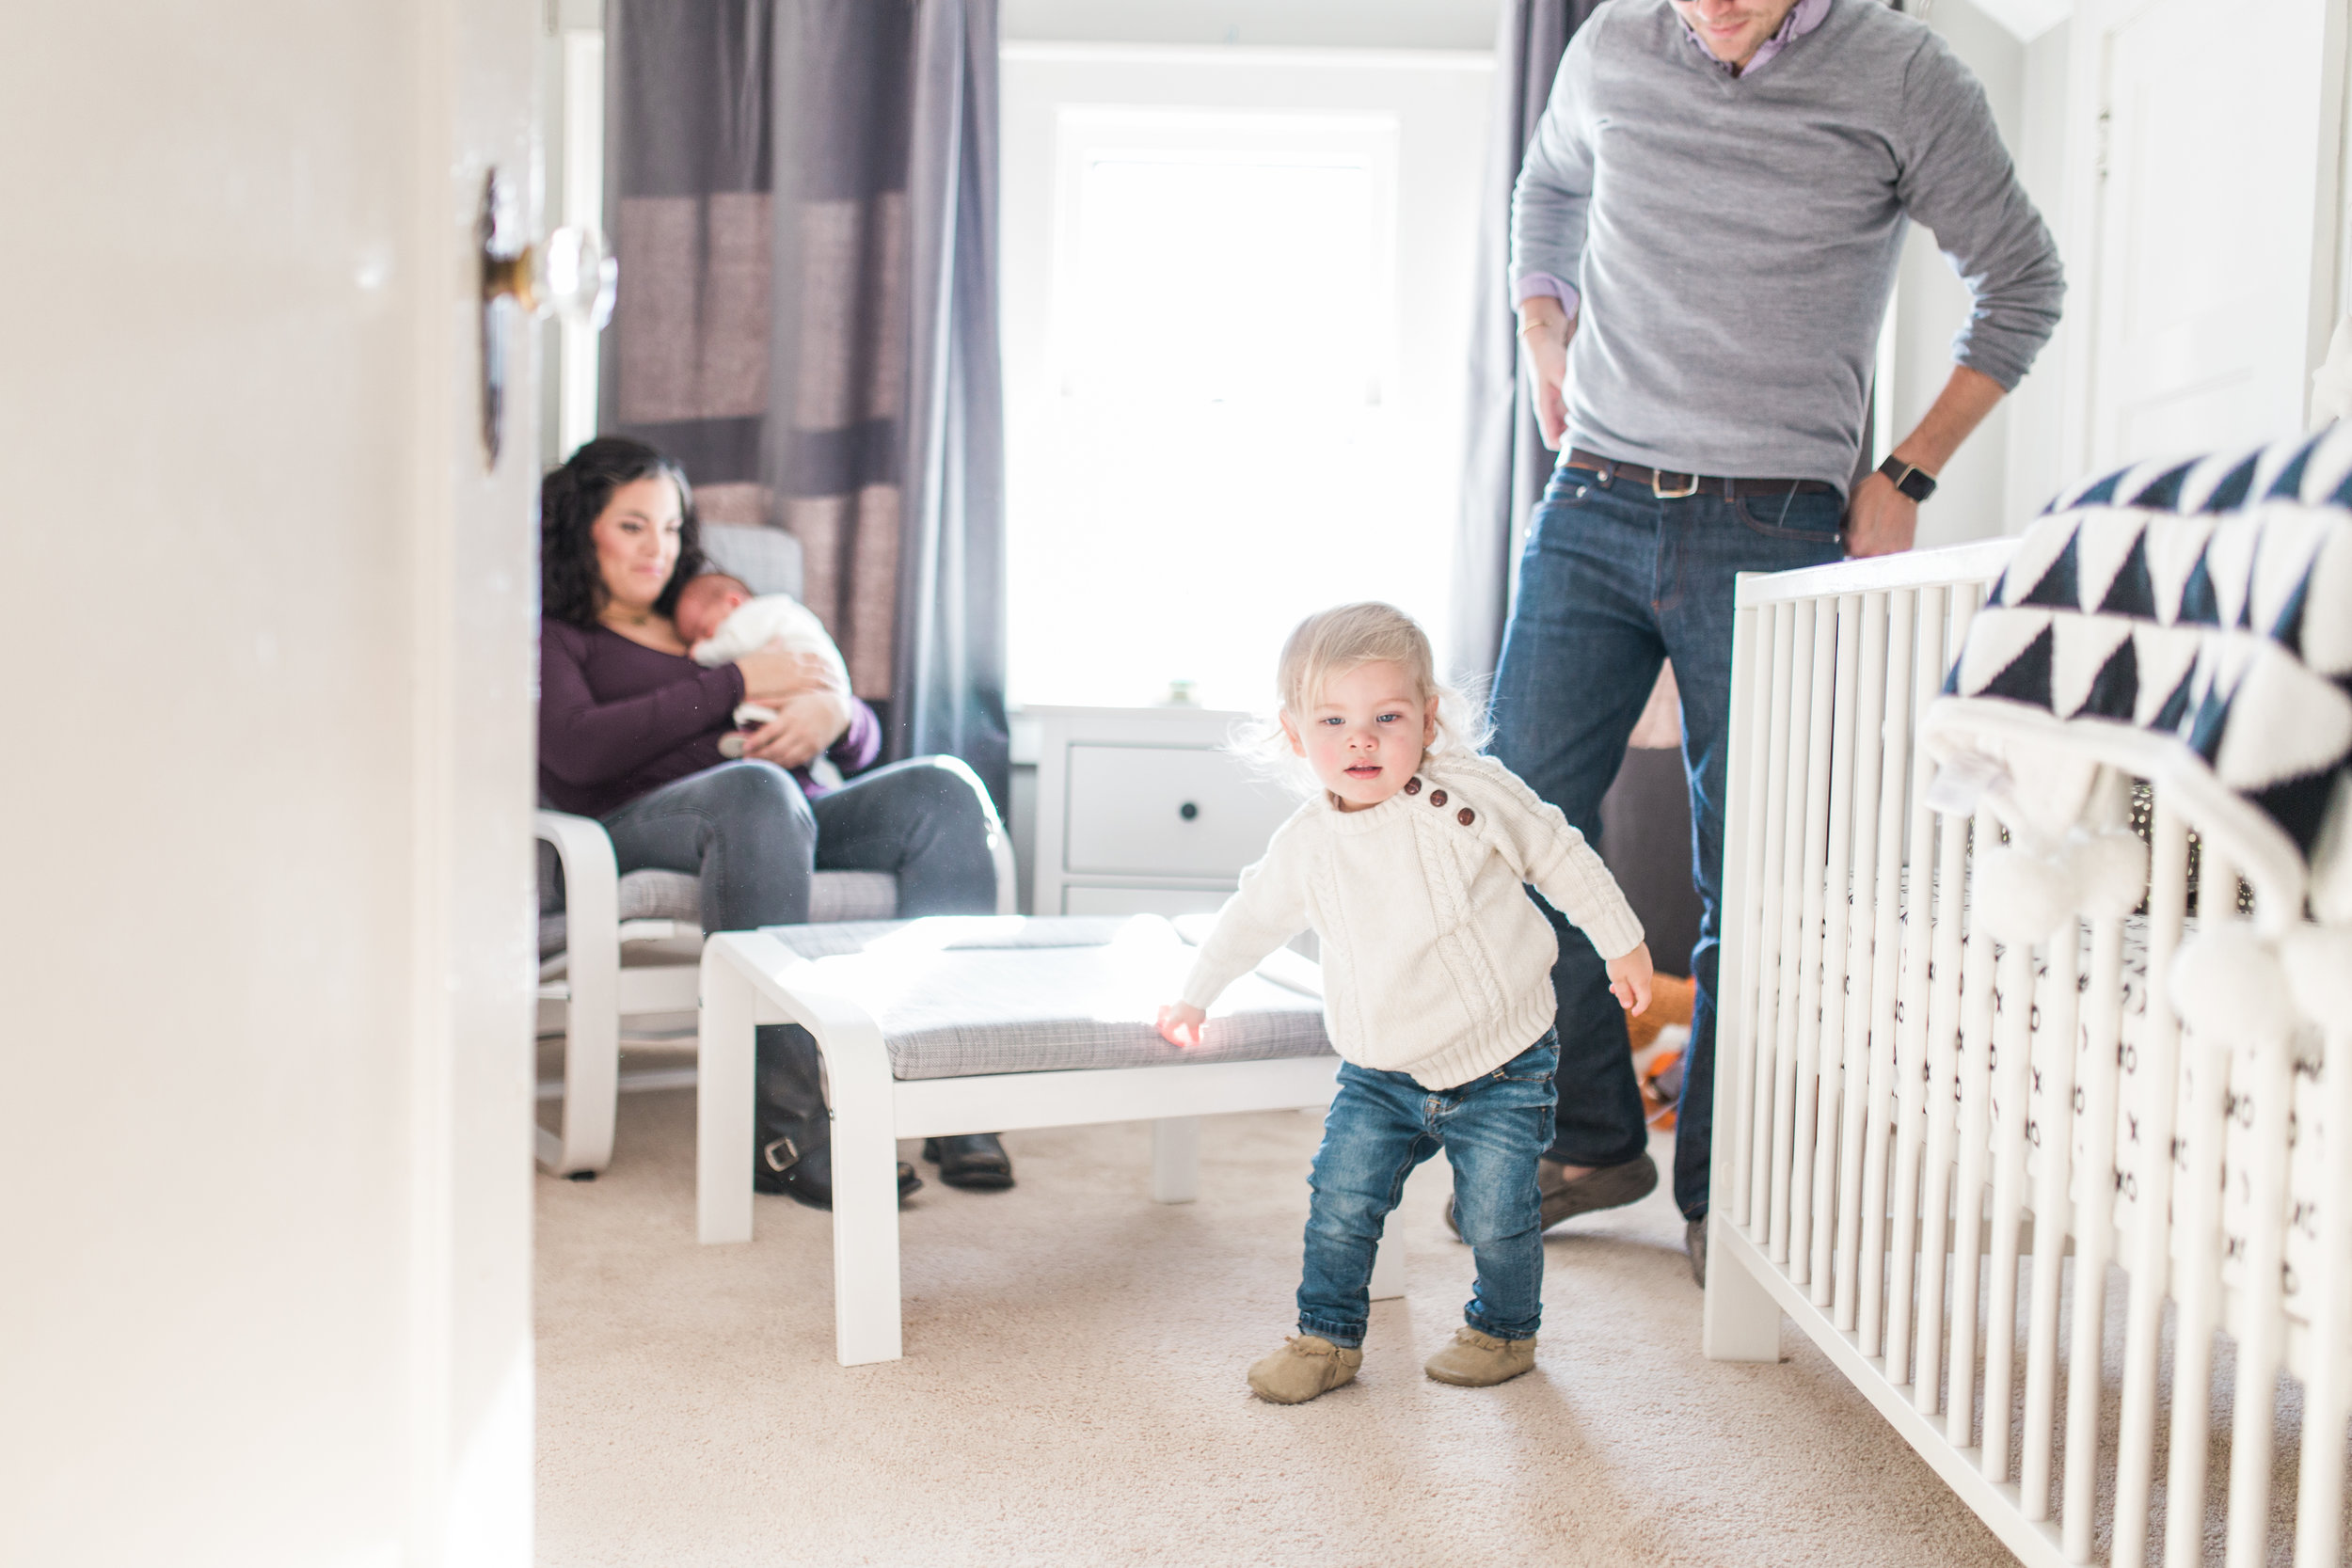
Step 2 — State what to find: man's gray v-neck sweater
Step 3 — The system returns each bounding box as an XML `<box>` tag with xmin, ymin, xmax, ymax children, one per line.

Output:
<box><xmin>1512</xmin><ymin>0</ymin><xmax>2063</xmax><ymax>490</ymax></box>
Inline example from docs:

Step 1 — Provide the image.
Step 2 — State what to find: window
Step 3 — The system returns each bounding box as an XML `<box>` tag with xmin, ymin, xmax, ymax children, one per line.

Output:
<box><xmin>1001</xmin><ymin>45</ymin><xmax>1494</xmax><ymax>711</ymax></box>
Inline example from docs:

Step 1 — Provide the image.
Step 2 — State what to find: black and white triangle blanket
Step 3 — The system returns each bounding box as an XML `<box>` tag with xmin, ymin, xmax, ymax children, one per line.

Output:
<box><xmin>1920</xmin><ymin>425</ymin><xmax>2352</xmax><ymax>929</ymax></box>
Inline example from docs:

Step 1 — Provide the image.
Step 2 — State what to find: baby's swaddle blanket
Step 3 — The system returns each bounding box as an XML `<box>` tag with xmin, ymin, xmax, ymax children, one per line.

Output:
<box><xmin>1922</xmin><ymin>426</ymin><xmax>2352</xmax><ymax>922</ymax></box>
<box><xmin>693</xmin><ymin>593</ymin><xmax>851</xmax><ymax>789</ymax></box>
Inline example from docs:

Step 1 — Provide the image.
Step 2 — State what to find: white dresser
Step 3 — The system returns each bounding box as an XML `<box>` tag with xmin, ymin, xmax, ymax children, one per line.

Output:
<box><xmin>1024</xmin><ymin>705</ymin><xmax>1300</xmax><ymax>919</ymax></box>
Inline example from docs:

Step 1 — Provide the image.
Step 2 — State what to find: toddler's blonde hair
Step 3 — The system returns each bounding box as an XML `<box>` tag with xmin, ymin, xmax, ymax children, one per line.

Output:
<box><xmin>1246</xmin><ymin>602</ymin><xmax>1489</xmax><ymax>791</ymax></box>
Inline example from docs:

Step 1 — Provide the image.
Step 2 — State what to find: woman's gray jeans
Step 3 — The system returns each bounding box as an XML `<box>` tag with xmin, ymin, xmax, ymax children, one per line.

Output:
<box><xmin>596</xmin><ymin>756</ymin><xmax>1001</xmax><ymax>1179</ymax></box>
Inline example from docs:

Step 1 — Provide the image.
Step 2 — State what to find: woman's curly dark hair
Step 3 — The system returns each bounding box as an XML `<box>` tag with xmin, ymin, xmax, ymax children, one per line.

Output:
<box><xmin>540</xmin><ymin>436</ymin><xmax>707</xmax><ymax>630</ymax></box>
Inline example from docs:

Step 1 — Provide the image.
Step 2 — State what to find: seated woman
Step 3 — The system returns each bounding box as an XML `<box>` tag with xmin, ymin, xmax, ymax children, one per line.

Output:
<box><xmin>538</xmin><ymin>436</ymin><xmax>1015</xmax><ymax>1202</ymax></box>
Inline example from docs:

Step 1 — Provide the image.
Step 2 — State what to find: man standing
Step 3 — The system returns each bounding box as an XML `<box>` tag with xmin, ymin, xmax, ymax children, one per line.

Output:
<box><xmin>1490</xmin><ymin>0</ymin><xmax>2062</xmax><ymax>1281</ymax></box>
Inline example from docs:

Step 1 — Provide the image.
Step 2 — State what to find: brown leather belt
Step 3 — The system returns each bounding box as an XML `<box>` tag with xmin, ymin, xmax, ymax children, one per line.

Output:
<box><xmin>1566</xmin><ymin>448</ymin><xmax>1841</xmax><ymax>500</ymax></box>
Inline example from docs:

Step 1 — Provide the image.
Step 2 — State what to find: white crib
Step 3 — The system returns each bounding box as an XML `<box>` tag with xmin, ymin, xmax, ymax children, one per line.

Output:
<box><xmin>1703</xmin><ymin>538</ymin><xmax>2352</xmax><ymax>1567</ymax></box>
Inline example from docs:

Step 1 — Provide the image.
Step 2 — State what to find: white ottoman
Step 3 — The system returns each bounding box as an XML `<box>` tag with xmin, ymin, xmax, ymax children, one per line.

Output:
<box><xmin>696</xmin><ymin>914</ymin><xmax>1391</xmax><ymax>1365</ymax></box>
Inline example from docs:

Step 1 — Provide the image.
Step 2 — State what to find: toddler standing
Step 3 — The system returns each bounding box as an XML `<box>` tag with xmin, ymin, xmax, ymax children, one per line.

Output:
<box><xmin>1158</xmin><ymin>604</ymin><xmax>1652</xmax><ymax>1403</ymax></box>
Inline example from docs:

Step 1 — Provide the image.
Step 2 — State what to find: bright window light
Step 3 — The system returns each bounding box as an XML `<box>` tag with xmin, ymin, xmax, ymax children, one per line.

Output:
<box><xmin>1007</xmin><ymin>106</ymin><xmax>1453</xmax><ymax>712</ymax></box>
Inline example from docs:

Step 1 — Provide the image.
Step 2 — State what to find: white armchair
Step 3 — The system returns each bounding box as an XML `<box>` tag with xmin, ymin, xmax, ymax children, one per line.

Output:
<box><xmin>532</xmin><ymin>524</ymin><xmax>1016</xmax><ymax>1176</ymax></box>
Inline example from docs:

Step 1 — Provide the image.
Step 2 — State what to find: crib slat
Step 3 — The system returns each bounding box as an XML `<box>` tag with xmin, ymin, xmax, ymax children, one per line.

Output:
<box><xmin>1921</xmin><ymin>584</ymin><xmax>1988</xmax><ymax>1416</ymax></box>
<box><xmin>1788</xmin><ymin>603</ymin><xmax>1839</xmax><ymax>1283</ymax></box>
<box><xmin>1914</xmin><ymin>687</ymin><xmax>1975</xmax><ymax>1411</ymax></box>
<box><xmin>1947</xmin><ymin>807</ymin><xmax>2001</xmax><ymax>1449</ymax></box>
<box><xmin>2294</xmin><ymin>1024</ymin><xmax>2352</xmax><ymax>1566</ymax></box>
<box><xmin>1835</xmin><ymin>592</ymin><xmax>1891</xmax><ymax>1332</ymax></box>
<box><xmin>2163</xmin><ymin>845</ymin><xmax>2235</xmax><ymax>1568</ymax></box>
<box><xmin>2021</xmin><ymin>911</ymin><xmax>2081</xmax><ymax>1523</ymax></box>
<box><xmin>1980</xmin><ymin>919</ymin><xmax>2040</xmax><ymax>1482</ymax></box>
<box><xmin>1772</xmin><ymin>601</ymin><xmax>1823</xmax><ymax>1264</ymax></box>
<box><xmin>2165</xmin><ymin>1024</ymin><xmax>2231</xmax><ymax>1568</ymax></box>
<box><xmin>1724</xmin><ymin>605</ymin><xmax>1773</xmax><ymax>1234</ymax></box>
<box><xmin>2202</xmin><ymin>847</ymin><xmax>2240</xmax><ymax>924</ymax></box>
<box><xmin>2113</xmin><ymin>794</ymin><xmax>2187</xmax><ymax>1566</ymax></box>
<box><xmin>1799</xmin><ymin>597</ymin><xmax>1860</xmax><ymax>1299</ymax></box>
<box><xmin>2224</xmin><ymin>1031</ymin><xmax>2293</xmax><ymax>1568</ymax></box>
<box><xmin>1748</xmin><ymin>603</ymin><xmax>1798</xmax><ymax>1240</ymax></box>
<box><xmin>2066</xmin><ymin>914</ymin><xmax>2124</xmax><ymax>1563</ymax></box>
<box><xmin>1856</xmin><ymin>588</ymin><xmax>1916</xmax><ymax>1357</ymax></box>
<box><xmin>1886</xmin><ymin>585</ymin><xmax>1952</xmax><ymax>1390</ymax></box>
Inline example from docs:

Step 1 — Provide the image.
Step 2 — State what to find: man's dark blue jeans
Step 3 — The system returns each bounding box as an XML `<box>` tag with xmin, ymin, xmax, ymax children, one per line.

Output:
<box><xmin>1489</xmin><ymin>460</ymin><xmax>1845</xmax><ymax>1221</ymax></box>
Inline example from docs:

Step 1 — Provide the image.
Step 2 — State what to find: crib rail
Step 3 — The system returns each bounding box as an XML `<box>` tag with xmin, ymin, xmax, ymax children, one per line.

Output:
<box><xmin>1705</xmin><ymin>540</ymin><xmax>2352</xmax><ymax>1568</ymax></box>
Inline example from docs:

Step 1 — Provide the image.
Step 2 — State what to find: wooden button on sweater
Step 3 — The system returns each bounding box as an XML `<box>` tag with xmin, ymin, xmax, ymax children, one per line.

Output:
<box><xmin>1458</xmin><ymin>807</ymin><xmax>1475</xmax><ymax>826</ymax></box>
<box><xmin>1429</xmin><ymin>789</ymin><xmax>1448</xmax><ymax>807</ymax></box>
<box><xmin>1404</xmin><ymin>777</ymin><xmax>1422</xmax><ymax>795</ymax></box>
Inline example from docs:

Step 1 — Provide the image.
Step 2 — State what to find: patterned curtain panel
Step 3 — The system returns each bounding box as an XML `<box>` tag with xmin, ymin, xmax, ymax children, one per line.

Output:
<box><xmin>603</xmin><ymin>0</ymin><xmax>1009</xmax><ymax>810</ymax></box>
<box><xmin>1451</xmin><ymin>0</ymin><xmax>1606</xmax><ymax>681</ymax></box>
<box><xmin>604</xmin><ymin>1</ymin><xmax>777</xmax><ymax>525</ymax></box>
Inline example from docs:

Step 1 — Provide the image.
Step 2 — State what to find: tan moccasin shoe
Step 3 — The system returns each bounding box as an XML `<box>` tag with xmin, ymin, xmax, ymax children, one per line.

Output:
<box><xmin>1247</xmin><ymin>1335</ymin><xmax>1363</xmax><ymax>1404</ymax></box>
<box><xmin>1423</xmin><ymin>1326</ymin><xmax>1536</xmax><ymax>1387</ymax></box>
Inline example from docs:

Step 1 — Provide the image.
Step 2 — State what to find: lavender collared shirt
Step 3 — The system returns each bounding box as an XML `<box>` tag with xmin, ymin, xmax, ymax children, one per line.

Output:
<box><xmin>1516</xmin><ymin>0</ymin><xmax>1835</xmax><ymax>315</ymax></box>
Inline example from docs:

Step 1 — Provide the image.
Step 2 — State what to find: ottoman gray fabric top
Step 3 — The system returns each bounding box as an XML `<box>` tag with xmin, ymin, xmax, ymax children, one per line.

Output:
<box><xmin>755</xmin><ymin>915</ymin><xmax>1331</xmax><ymax>1081</ymax></box>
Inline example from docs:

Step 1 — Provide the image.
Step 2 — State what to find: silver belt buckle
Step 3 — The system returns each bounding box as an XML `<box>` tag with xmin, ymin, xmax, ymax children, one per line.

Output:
<box><xmin>1652</xmin><ymin>469</ymin><xmax>1700</xmax><ymax>499</ymax></box>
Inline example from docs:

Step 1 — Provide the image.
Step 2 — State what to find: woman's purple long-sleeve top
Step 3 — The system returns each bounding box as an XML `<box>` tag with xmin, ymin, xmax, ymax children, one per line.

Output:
<box><xmin>538</xmin><ymin>619</ymin><xmax>882</xmax><ymax>817</ymax></box>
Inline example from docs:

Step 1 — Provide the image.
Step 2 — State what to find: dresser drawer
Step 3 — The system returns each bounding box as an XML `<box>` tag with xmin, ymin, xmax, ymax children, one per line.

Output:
<box><xmin>1063</xmin><ymin>744</ymin><xmax>1295</xmax><ymax>878</ymax></box>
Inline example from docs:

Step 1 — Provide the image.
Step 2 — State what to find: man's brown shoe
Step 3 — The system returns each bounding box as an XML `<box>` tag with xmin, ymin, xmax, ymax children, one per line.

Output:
<box><xmin>1423</xmin><ymin>1326</ymin><xmax>1536</xmax><ymax>1386</ymax></box>
<box><xmin>1445</xmin><ymin>1150</ymin><xmax>1660</xmax><ymax>1239</ymax></box>
<box><xmin>1247</xmin><ymin>1335</ymin><xmax>1362</xmax><ymax>1404</ymax></box>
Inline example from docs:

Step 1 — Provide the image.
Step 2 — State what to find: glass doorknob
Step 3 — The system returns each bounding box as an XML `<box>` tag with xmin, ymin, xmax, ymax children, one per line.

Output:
<box><xmin>485</xmin><ymin>224</ymin><xmax>617</xmax><ymax>331</ymax></box>
<box><xmin>476</xmin><ymin>167</ymin><xmax>618</xmax><ymax>467</ymax></box>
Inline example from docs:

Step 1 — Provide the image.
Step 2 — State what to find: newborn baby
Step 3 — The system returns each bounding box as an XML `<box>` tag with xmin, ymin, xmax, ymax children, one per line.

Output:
<box><xmin>673</xmin><ymin>571</ymin><xmax>850</xmax><ymax>784</ymax></box>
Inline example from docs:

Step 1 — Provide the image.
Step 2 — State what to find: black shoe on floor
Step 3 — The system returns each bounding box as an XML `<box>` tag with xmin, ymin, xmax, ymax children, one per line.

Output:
<box><xmin>1444</xmin><ymin>1151</ymin><xmax>1660</xmax><ymax>1241</ymax></box>
<box><xmin>922</xmin><ymin>1132</ymin><xmax>1016</xmax><ymax>1190</ymax></box>
<box><xmin>1686</xmin><ymin>1216</ymin><xmax>1708</xmax><ymax>1288</ymax></box>
<box><xmin>753</xmin><ymin>1136</ymin><xmax>922</xmax><ymax>1209</ymax></box>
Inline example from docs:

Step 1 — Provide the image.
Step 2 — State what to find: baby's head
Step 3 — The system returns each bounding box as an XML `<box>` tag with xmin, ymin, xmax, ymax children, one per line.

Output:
<box><xmin>674</xmin><ymin>571</ymin><xmax>752</xmax><ymax>646</ymax></box>
<box><xmin>1272</xmin><ymin>603</ymin><xmax>1486</xmax><ymax>810</ymax></box>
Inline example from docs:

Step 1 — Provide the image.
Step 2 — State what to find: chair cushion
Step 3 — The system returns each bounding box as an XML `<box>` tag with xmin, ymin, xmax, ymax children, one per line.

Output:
<box><xmin>755</xmin><ymin>915</ymin><xmax>1330</xmax><ymax>1081</ymax></box>
<box><xmin>538</xmin><ymin>869</ymin><xmax>898</xmax><ymax>957</ymax></box>
<box><xmin>696</xmin><ymin>521</ymin><xmax>804</xmax><ymax>599</ymax></box>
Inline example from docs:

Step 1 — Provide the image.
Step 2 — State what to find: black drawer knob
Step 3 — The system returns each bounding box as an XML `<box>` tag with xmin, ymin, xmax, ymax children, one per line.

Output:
<box><xmin>1179</xmin><ymin>801</ymin><xmax>1200</xmax><ymax>821</ymax></box>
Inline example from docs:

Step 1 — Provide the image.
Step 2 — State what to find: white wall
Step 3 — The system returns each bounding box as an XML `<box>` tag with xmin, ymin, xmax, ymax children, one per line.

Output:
<box><xmin>1891</xmin><ymin>0</ymin><xmax>2038</xmax><ymax>546</ymax></box>
<box><xmin>2005</xmin><ymin>16</ymin><xmax>2074</xmax><ymax>526</ymax></box>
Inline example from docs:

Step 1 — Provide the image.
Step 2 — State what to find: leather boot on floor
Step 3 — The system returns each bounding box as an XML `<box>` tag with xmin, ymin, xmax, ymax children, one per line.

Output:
<box><xmin>1246</xmin><ymin>1335</ymin><xmax>1362</xmax><ymax>1404</ymax></box>
<box><xmin>750</xmin><ymin>1023</ymin><xmax>922</xmax><ymax>1209</ymax></box>
<box><xmin>1444</xmin><ymin>1150</ymin><xmax>1660</xmax><ymax>1240</ymax></box>
<box><xmin>922</xmin><ymin>1133</ymin><xmax>1015</xmax><ymax>1190</ymax></box>
<box><xmin>1423</xmin><ymin>1326</ymin><xmax>1536</xmax><ymax>1387</ymax></box>
<box><xmin>754</xmin><ymin>1135</ymin><xmax>922</xmax><ymax>1209</ymax></box>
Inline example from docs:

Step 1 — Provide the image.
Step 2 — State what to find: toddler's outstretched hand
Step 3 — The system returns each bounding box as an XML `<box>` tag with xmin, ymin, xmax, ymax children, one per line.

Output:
<box><xmin>1157</xmin><ymin>1002</ymin><xmax>1207</xmax><ymax>1049</ymax></box>
<box><xmin>1606</xmin><ymin>942</ymin><xmax>1655</xmax><ymax>1017</ymax></box>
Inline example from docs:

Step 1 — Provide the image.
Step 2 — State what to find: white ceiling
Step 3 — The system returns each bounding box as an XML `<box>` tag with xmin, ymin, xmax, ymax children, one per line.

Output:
<box><xmin>1935</xmin><ymin>0</ymin><xmax>2071</xmax><ymax>40</ymax></box>
<box><xmin>999</xmin><ymin>0</ymin><xmax>1502</xmax><ymax>52</ymax></box>
<box><xmin>1000</xmin><ymin>0</ymin><xmax>2073</xmax><ymax>51</ymax></box>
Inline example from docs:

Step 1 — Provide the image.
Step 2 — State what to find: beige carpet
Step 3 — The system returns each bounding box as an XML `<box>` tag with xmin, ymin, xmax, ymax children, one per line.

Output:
<box><xmin>535</xmin><ymin>1091</ymin><xmax>2020</xmax><ymax>1567</ymax></box>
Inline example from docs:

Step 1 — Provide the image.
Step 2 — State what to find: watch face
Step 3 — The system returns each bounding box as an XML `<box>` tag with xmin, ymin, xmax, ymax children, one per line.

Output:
<box><xmin>1883</xmin><ymin>457</ymin><xmax>1934</xmax><ymax>501</ymax></box>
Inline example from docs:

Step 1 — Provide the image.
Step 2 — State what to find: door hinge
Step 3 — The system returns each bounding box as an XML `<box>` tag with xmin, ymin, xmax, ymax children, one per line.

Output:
<box><xmin>2094</xmin><ymin>108</ymin><xmax>2112</xmax><ymax>183</ymax></box>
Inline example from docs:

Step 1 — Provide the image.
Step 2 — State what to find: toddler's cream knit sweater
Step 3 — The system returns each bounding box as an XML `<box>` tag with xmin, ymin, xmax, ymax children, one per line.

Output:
<box><xmin>1179</xmin><ymin>750</ymin><xmax>1643</xmax><ymax>1090</ymax></box>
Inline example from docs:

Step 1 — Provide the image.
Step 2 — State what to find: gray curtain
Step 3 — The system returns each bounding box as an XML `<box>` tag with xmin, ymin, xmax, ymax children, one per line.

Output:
<box><xmin>602</xmin><ymin>0</ymin><xmax>1009</xmax><ymax>812</ymax></box>
<box><xmin>889</xmin><ymin>0</ymin><xmax>1007</xmax><ymax>807</ymax></box>
<box><xmin>1451</xmin><ymin>0</ymin><xmax>1605</xmax><ymax>682</ymax></box>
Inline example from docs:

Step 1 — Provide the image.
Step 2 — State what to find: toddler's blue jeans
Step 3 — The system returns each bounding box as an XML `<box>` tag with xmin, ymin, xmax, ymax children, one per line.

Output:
<box><xmin>1295</xmin><ymin>1033</ymin><xmax>1559</xmax><ymax>1348</ymax></box>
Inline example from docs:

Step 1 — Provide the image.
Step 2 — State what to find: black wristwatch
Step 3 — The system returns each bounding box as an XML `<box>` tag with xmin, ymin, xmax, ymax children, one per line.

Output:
<box><xmin>1878</xmin><ymin>454</ymin><xmax>1938</xmax><ymax>502</ymax></box>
